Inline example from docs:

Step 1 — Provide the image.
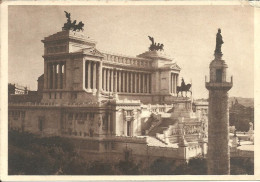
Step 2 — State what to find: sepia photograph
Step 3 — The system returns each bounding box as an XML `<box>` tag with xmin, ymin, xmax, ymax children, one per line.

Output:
<box><xmin>1</xmin><ymin>1</ymin><xmax>259</xmax><ymax>180</ymax></box>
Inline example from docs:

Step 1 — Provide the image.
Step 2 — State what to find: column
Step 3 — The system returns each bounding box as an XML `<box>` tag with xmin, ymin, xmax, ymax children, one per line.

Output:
<box><xmin>118</xmin><ymin>71</ymin><xmax>121</xmax><ymax>92</ymax></box>
<box><xmin>125</xmin><ymin>71</ymin><xmax>129</xmax><ymax>93</ymax></box>
<box><xmin>138</xmin><ymin>73</ymin><xmax>141</xmax><ymax>93</ymax></box>
<box><xmin>142</xmin><ymin>73</ymin><xmax>145</xmax><ymax>93</ymax></box>
<box><xmin>175</xmin><ymin>74</ymin><xmax>178</xmax><ymax>93</ymax></box>
<box><xmin>87</xmin><ymin>61</ymin><xmax>91</xmax><ymax>90</ymax></box>
<box><xmin>58</xmin><ymin>63</ymin><xmax>62</xmax><ymax>89</ymax></box>
<box><xmin>62</xmin><ymin>62</ymin><xmax>66</xmax><ymax>89</ymax></box>
<box><xmin>130</xmin><ymin>72</ymin><xmax>133</xmax><ymax>93</ymax></box>
<box><xmin>147</xmin><ymin>74</ymin><xmax>150</xmax><ymax>93</ymax></box>
<box><xmin>135</xmin><ymin>73</ymin><xmax>137</xmax><ymax>93</ymax></box>
<box><xmin>52</xmin><ymin>64</ymin><xmax>56</xmax><ymax>89</ymax></box>
<box><xmin>47</xmin><ymin>63</ymin><xmax>51</xmax><ymax>89</ymax></box>
<box><xmin>44</xmin><ymin>62</ymin><xmax>48</xmax><ymax>89</ymax></box>
<box><xmin>98</xmin><ymin>62</ymin><xmax>102</xmax><ymax>91</ymax></box>
<box><xmin>114</xmin><ymin>70</ymin><xmax>117</xmax><ymax>92</ymax></box>
<box><xmin>122</xmin><ymin>71</ymin><xmax>125</xmax><ymax>92</ymax></box>
<box><xmin>102</xmin><ymin>69</ymin><xmax>105</xmax><ymax>91</ymax></box>
<box><xmin>111</xmin><ymin>69</ymin><xmax>114</xmax><ymax>92</ymax></box>
<box><xmin>93</xmin><ymin>62</ymin><xmax>96</xmax><ymax>90</ymax></box>
<box><xmin>107</xmin><ymin>69</ymin><xmax>111</xmax><ymax>92</ymax></box>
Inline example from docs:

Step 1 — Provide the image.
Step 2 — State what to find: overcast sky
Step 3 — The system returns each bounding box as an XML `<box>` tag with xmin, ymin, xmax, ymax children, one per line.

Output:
<box><xmin>8</xmin><ymin>5</ymin><xmax>254</xmax><ymax>99</ymax></box>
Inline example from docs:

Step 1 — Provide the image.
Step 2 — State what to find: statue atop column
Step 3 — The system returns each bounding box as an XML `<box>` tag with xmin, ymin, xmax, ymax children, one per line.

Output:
<box><xmin>148</xmin><ymin>36</ymin><xmax>164</xmax><ymax>51</ymax></box>
<box><xmin>214</xmin><ymin>28</ymin><xmax>224</xmax><ymax>57</ymax></box>
<box><xmin>62</xmin><ymin>11</ymin><xmax>84</xmax><ymax>32</ymax></box>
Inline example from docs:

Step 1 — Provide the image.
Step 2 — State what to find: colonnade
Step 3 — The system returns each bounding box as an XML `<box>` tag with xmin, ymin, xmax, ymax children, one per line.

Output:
<box><xmin>47</xmin><ymin>62</ymin><xmax>65</xmax><ymax>89</ymax></box>
<box><xmin>170</xmin><ymin>73</ymin><xmax>178</xmax><ymax>93</ymax></box>
<box><xmin>102</xmin><ymin>68</ymin><xmax>151</xmax><ymax>94</ymax></box>
<box><xmin>85</xmin><ymin>61</ymin><xmax>102</xmax><ymax>91</ymax></box>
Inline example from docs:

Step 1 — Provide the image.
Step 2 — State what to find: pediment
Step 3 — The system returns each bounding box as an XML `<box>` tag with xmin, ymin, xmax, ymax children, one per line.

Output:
<box><xmin>82</xmin><ymin>47</ymin><xmax>104</xmax><ymax>58</ymax></box>
<box><xmin>170</xmin><ymin>63</ymin><xmax>181</xmax><ymax>70</ymax></box>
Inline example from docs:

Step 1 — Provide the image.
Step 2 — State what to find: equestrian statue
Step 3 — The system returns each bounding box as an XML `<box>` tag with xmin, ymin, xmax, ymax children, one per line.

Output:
<box><xmin>177</xmin><ymin>78</ymin><xmax>192</xmax><ymax>97</ymax></box>
<box><xmin>148</xmin><ymin>36</ymin><xmax>164</xmax><ymax>51</ymax></box>
<box><xmin>62</xmin><ymin>11</ymin><xmax>84</xmax><ymax>32</ymax></box>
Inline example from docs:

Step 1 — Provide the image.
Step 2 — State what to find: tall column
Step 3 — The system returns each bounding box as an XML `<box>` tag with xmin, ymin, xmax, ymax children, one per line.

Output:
<box><xmin>102</xmin><ymin>69</ymin><xmax>105</xmax><ymax>91</ymax></box>
<box><xmin>87</xmin><ymin>61</ymin><xmax>91</xmax><ymax>90</ymax></box>
<box><xmin>111</xmin><ymin>69</ymin><xmax>114</xmax><ymax>92</ymax></box>
<box><xmin>138</xmin><ymin>73</ymin><xmax>141</xmax><ymax>93</ymax></box>
<box><xmin>47</xmin><ymin>63</ymin><xmax>51</xmax><ymax>89</ymax></box>
<box><xmin>142</xmin><ymin>73</ymin><xmax>145</xmax><ymax>93</ymax></box>
<box><xmin>130</xmin><ymin>72</ymin><xmax>133</xmax><ymax>93</ymax></box>
<box><xmin>98</xmin><ymin>62</ymin><xmax>102</xmax><ymax>91</ymax></box>
<box><xmin>93</xmin><ymin>62</ymin><xmax>96</xmax><ymax>90</ymax></box>
<box><xmin>44</xmin><ymin>62</ymin><xmax>48</xmax><ymax>89</ymax></box>
<box><xmin>118</xmin><ymin>71</ymin><xmax>121</xmax><ymax>92</ymax></box>
<box><xmin>62</xmin><ymin>62</ymin><xmax>66</xmax><ymax>89</ymax></box>
<box><xmin>108</xmin><ymin>69</ymin><xmax>111</xmax><ymax>92</ymax></box>
<box><xmin>52</xmin><ymin>64</ymin><xmax>56</xmax><ymax>89</ymax></box>
<box><xmin>125</xmin><ymin>72</ymin><xmax>128</xmax><ymax>93</ymax></box>
<box><xmin>147</xmin><ymin>74</ymin><xmax>150</xmax><ymax>93</ymax></box>
<box><xmin>134</xmin><ymin>73</ymin><xmax>137</xmax><ymax>93</ymax></box>
<box><xmin>58</xmin><ymin>63</ymin><xmax>62</xmax><ymax>89</ymax></box>
<box><xmin>175</xmin><ymin>74</ymin><xmax>178</xmax><ymax>93</ymax></box>
<box><xmin>114</xmin><ymin>70</ymin><xmax>117</xmax><ymax>92</ymax></box>
<box><xmin>122</xmin><ymin>71</ymin><xmax>125</xmax><ymax>92</ymax></box>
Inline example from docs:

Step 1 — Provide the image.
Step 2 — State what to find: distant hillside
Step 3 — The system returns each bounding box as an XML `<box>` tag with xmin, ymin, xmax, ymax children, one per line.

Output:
<box><xmin>229</xmin><ymin>97</ymin><xmax>254</xmax><ymax>108</ymax></box>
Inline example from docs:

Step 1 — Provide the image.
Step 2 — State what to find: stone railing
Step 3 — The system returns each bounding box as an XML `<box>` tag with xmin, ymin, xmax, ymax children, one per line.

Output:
<box><xmin>104</xmin><ymin>135</ymin><xmax>147</xmax><ymax>143</ymax></box>
<box><xmin>102</xmin><ymin>52</ymin><xmax>152</xmax><ymax>68</ymax></box>
<box><xmin>9</xmin><ymin>102</ymin><xmax>103</xmax><ymax>107</ymax></box>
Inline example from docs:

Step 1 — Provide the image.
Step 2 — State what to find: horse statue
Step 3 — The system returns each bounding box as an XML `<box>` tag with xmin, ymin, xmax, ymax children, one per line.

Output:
<box><xmin>148</xmin><ymin>36</ymin><xmax>164</xmax><ymax>51</ymax></box>
<box><xmin>62</xmin><ymin>11</ymin><xmax>84</xmax><ymax>32</ymax></box>
<box><xmin>177</xmin><ymin>83</ymin><xmax>192</xmax><ymax>97</ymax></box>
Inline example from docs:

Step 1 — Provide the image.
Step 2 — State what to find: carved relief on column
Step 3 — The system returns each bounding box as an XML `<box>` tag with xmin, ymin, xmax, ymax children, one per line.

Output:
<box><xmin>130</xmin><ymin>72</ymin><xmax>133</xmax><ymax>93</ymax></box>
<box><xmin>104</xmin><ymin>68</ymin><xmax>107</xmax><ymax>91</ymax></box>
<box><xmin>134</xmin><ymin>73</ymin><xmax>137</xmax><ymax>93</ymax></box>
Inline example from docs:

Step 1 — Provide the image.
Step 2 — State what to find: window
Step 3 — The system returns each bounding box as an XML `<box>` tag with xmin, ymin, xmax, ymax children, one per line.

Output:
<box><xmin>216</xmin><ymin>69</ymin><xmax>222</xmax><ymax>82</ymax></box>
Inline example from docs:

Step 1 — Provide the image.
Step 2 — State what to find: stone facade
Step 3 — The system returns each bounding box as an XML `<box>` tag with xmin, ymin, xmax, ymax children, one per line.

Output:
<box><xmin>9</xmin><ymin>30</ymin><xmax>207</xmax><ymax>164</ymax></box>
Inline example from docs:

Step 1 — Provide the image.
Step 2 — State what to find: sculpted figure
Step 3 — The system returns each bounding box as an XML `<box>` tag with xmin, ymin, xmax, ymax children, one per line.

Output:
<box><xmin>148</xmin><ymin>36</ymin><xmax>164</xmax><ymax>51</ymax></box>
<box><xmin>62</xmin><ymin>11</ymin><xmax>84</xmax><ymax>32</ymax></box>
<box><xmin>215</xmin><ymin>28</ymin><xmax>224</xmax><ymax>54</ymax></box>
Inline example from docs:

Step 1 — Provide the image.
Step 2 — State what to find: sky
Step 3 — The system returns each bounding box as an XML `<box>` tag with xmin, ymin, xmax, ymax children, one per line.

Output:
<box><xmin>8</xmin><ymin>5</ymin><xmax>254</xmax><ymax>99</ymax></box>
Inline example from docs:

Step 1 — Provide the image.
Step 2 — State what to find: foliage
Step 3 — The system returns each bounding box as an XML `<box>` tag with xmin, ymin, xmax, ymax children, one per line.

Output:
<box><xmin>8</xmin><ymin>130</ymin><xmax>254</xmax><ymax>175</ymax></box>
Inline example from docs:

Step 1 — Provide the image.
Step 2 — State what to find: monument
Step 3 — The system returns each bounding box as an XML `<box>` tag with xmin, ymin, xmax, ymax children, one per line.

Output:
<box><xmin>206</xmin><ymin>29</ymin><xmax>233</xmax><ymax>174</ymax></box>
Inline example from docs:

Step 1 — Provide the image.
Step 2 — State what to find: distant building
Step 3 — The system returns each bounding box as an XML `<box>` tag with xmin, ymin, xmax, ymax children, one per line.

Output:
<box><xmin>229</xmin><ymin>99</ymin><xmax>254</xmax><ymax>132</ymax></box>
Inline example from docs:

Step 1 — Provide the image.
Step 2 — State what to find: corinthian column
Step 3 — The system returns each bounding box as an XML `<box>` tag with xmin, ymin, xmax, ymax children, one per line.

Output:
<box><xmin>118</xmin><ymin>71</ymin><xmax>121</xmax><ymax>92</ymax></box>
<box><xmin>87</xmin><ymin>61</ymin><xmax>91</xmax><ymax>91</ymax></box>
<box><xmin>114</xmin><ymin>70</ymin><xmax>117</xmax><ymax>92</ymax></box>
<box><xmin>52</xmin><ymin>64</ymin><xmax>56</xmax><ymax>89</ymax></box>
<box><xmin>122</xmin><ymin>71</ymin><xmax>125</xmax><ymax>92</ymax></box>
<box><xmin>98</xmin><ymin>62</ymin><xmax>102</xmax><ymax>92</ymax></box>
<box><xmin>111</xmin><ymin>69</ymin><xmax>114</xmax><ymax>92</ymax></box>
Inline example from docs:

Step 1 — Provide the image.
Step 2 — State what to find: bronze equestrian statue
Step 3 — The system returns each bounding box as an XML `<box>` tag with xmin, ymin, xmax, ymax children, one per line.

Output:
<box><xmin>62</xmin><ymin>11</ymin><xmax>84</xmax><ymax>32</ymax></box>
<box><xmin>177</xmin><ymin>78</ymin><xmax>192</xmax><ymax>97</ymax></box>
